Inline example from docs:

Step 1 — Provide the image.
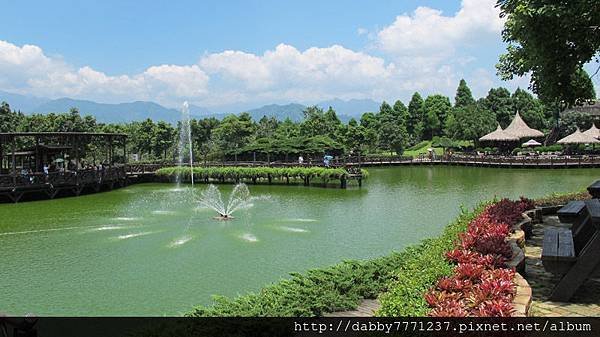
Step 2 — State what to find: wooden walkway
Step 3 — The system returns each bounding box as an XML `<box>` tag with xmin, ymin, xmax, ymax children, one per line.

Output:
<box><xmin>324</xmin><ymin>299</ymin><xmax>381</xmax><ymax>317</ymax></box>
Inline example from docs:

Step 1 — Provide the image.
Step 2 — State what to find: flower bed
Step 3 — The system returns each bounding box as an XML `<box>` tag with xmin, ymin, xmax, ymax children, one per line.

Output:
<box><xmin>425</xmin><ymin>198</ymin><xmax>535</xmax><ymax>317</ymax></box>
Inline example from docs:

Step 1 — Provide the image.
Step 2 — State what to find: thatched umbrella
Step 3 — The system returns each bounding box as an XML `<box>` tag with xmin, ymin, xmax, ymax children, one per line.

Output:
<box><xmin>583</xmin><ymin>124</ymin><xmax>600</xmax><ymax>139</ymax></box>
<box><xmin>479</xmin><ymin>124</ymin><xmax>519</xmax><ymax>142</ymax></box>
<box><xmin>522</xmin><ymin>139</ymin><xmax>542</xmax><ymax>147</ymax></box>
<box><xmin>558</xmin><ymin>127</ymin><xmax>600</xmax><ymax>144</ymax></box>
<box><xmin>504</xmin><ymin>112</ymin><xmax>544</xmax><ymax>139</ymax></box>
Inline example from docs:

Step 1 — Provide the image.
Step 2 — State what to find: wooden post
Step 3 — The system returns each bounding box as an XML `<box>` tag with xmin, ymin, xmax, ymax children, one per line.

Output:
<box><xmin>109</xmin><ymin>136</ymin><xmax>114</xmax><ymax>166</ymax></box>
<box><xmin>12</xmin><ymin>137</ymin><xmax>16</xmax><ymax>187</ymax></box>
<box><xmin>123</xmin><ymin>137</ymin><xmax>128</xmax><ymax>164</ymax></box>
<box><xmin>75</xmin><ymin>136</ymin><xmax>80</xmax><ymax>169</ymax></box>
<box><xmin>340</xmin><ymin>176</ymin><xmax>347</xmax><ymax>189</ymax></box>
<box><xmin>35</xmin><ymin>136</ymin><xmax>40</xmax><ymax>172</ymax></box>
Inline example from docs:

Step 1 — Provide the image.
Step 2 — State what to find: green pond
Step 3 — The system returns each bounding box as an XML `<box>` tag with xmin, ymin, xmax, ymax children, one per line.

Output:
<box><xmin>0</xmin><ymin>166</ymin><xmax>597</xmax><ymax>316</ymax></box>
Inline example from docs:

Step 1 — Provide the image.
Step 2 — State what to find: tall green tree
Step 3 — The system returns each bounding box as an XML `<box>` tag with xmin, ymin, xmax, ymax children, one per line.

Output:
<box><xmin>497</xmin><ymin>0</ymin><xmax>600</xmax><ymax>108</ymax></box>
<box><xmin>359</xmin><ymin>112</ymin><xmax>378</xmax><ymax>152</ymax></box>
<box><xmin>454</xmin><ymin>79</ymin><xmax>475</xmax><ymax>108</ymax></box>
<box><xmin>154</xmin><ymin>121</ymin><xmax>176</xmax><ymax>159</ymax></box>
<box><xmin>392</xmin><ymin>100</ymin><xmax>409</xmax><ymax>125</ymax></box>
<box><xmin>256</xmin><ymin>115</ymin><xmax>280</xmax><ymax>139</ymax></box>
<box><xmin>448</xmin><ymin>100</ymin><xmax>497</xmax><ymax>143</ymax></box>
<box><xmin>423</xmin><ymin>95</ymin><xmax>452</xmax><ymax>139</ymax></box>
<box><xmin>512</xmin><ymin>88</ymin><xmax>547</xmax><ymax>130</ymax></box>
<box><xmin>407</xmin><ymin>92</ymin><xmax>425</xmax><ymax>142</ymax></box>
<box><xmin>344</xmin><ymin>118</ymin><xmax>367</xmax><ymax>154</ymax></box>
<box><xmin>130</xmin><ymin>119</ymin><xmax>157</xmax><ymax>160</ymax></box>
<box><xmin>559</xmin><ymin>112</ymin><xmax>596</xmax><ymax>137</ymax></box>
<box><xmin>0</xmin><ymin>102</ymin><xmax>23</xmax><ymax>133</ymax></box>
<box><xmin>300</xmin><ymin>106</ymin><xmax>328</xmax><ymax>138</ymax></box>
<box><xmin>377</xmin><ymin>101</ymin><xmax>408</xmax><ymax>155</ymax></box>
<box><xmin>482</xmin><ymin>87</ymin><xmax>514</xmax><ymax>128</ymax></box>
<box><xmin>212</xmin><ymin>114</ymin><xmax>255</xmax><ymax>160</ymax></box>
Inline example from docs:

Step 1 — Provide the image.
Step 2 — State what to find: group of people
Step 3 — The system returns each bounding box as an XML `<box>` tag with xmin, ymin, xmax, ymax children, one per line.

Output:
<box><xmin>296</xmin><ymin>155</ymin><xmax>335</xmax><ymax>167</ymax></box>
<box><xmin>18</xmin><ymin>160</ymin><xmax>111</xmax><ymax>184</ymax></box>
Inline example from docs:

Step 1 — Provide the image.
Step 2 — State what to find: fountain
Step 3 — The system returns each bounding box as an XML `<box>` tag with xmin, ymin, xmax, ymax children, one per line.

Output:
<box><xmin>176</xmin><ymin>101</ymin><xmax>194</xmax><ymax>186</ymax></box>
<box><xmin>199</xmin><ymin>184</ymin><xmax>253</xmax><ymax>220</ymax></box>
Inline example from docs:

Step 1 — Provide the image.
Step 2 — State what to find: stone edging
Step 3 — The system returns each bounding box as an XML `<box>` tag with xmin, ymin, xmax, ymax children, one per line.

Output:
<box><xmin>506</xmin><ymin>210</ymin><xmax>535</xmax><ymax>317</ymax></box>
<box><xmin>512</xmin><ymin>272</ymin><xmax>532</xmax><ymax>317</ymax></box>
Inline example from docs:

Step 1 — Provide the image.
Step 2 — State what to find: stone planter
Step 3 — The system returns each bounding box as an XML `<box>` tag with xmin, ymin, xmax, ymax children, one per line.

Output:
<box><xmin>512</xmin><ymin>272</ymin><xmax>532</xmax><ymax>317</ymax></box>
<box><xmin>507</xmin><ymin>211</ymin><xmax>534</xmax><ymax>316</ymax></box>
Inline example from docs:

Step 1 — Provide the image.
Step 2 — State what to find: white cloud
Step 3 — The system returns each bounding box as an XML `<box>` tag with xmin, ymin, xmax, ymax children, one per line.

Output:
<box><xmin>0</xmin><ymin>0</ymin><xmax>529</xmax><ymax>110</ymax></box>
<box><xmin>0</xmin><ymin>40</ymin><xmax>209</xmax><ymax>105</ymax></box>
<box><xmin>375</xmin><ymin>0</ymin><xmax>504</xmax><ymax>58</ymax></box>
<box><xmin>197</xmin><ymin>43</ymin><xmax>397</xmax><ymax>104</ymax></box>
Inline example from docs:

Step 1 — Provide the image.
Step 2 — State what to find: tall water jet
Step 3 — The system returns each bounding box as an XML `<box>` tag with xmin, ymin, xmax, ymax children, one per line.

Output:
<box><xmin>199</xmin><ymin>183</ymin><xmax>253</xmax><ymax>220</ymax></box>
<box><xmin>177</xmin><ymin>101</ymin><xmax>194</xmax><ymax>186</ymax></box>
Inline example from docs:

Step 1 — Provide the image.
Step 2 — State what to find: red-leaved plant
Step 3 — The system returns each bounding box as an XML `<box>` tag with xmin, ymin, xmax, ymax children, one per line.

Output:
<box><xmin>427</xmin><ymin>198</ymin><xmax>532</xmax><ymax>317</ymax></box>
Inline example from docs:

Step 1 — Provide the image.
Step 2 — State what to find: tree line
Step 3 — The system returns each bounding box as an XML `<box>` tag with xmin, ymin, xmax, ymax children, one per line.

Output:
<box><xmin>0</xmin><ymin>77</ymin><xmax>596</xmax><ymax>162</ymax></box>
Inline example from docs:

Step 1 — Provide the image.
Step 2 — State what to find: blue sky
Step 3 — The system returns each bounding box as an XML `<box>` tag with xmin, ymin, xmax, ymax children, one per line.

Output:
<box><xmin>3</xmin><ymin>1</ymin><xmax>460</xmax><ymax>73</ymax></box>
<box><xmin>0</xmin><ymin>0</ymin><xmax>597</xmax><ymax>110</ymax></box>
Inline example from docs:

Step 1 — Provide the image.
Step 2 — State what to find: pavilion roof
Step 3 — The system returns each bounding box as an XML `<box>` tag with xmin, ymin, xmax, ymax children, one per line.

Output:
<box><xmin>479</xmin><ymin>124</ymin><xmax>519</xmax><ymax>142</ymax></box>
<box><xmin>557</xmin><ymin>127</ymin><xmax>600</xmax><ymax>144</ymax></box>
<box><xmin>504</xmin><ymin>112</ymin><xmax>544</xmax><ymax>139</ymax></box>
<box><xmin>582</xmin><ymin>124</ymin><xmax>600</xmax><ymax>139</ymax></box>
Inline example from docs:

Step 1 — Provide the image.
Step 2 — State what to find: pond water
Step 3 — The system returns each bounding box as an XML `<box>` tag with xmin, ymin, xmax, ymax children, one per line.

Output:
<box><xmin>0</xmin><ymin>166</ymin><xmax>597</xmax><ymax>315</ymax></box>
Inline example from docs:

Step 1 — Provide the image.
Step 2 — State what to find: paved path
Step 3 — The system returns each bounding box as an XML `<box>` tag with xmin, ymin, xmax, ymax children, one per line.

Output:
<box><xmin>524</xmin><ymin>216</ymin><xmax>600</xmax><ymax>317</ymax></box>
<box><xmin>324</xmin><ymin>299</ymin><xmax>381</xmax><ymax>317</ymax></box>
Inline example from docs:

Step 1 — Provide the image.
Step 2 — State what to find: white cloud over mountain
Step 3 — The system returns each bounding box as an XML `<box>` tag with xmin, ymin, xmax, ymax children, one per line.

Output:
<box><xmin>0</xmin><ymin>0</ymin><xmax>533</xmax><ymax>109</ymax></box>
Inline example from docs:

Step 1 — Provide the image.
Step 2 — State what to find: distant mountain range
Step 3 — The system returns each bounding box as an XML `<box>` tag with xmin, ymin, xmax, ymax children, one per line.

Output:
<box><xmin>0</xmin><ymin>90</ymin><xmax>381</xmax><ymax>124</ymax></box>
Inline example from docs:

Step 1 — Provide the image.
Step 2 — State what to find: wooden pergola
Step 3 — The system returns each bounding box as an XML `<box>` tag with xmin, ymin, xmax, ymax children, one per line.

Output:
<box><xmin>0</xmin><ymin>132</ymin><xmax>128</xmax><ymax>202</ymax></box>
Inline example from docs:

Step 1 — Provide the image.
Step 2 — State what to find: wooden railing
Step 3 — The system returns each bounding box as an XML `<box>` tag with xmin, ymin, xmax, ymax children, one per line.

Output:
<box><xmin>0</xmin><ymin>166</ymin><xmax>126</xmax><ymax>189</ymax></box>
<box><xmin>121</xmin><ymin>154</ymin><xmax>600</xmax><ymax>175</ymax></box>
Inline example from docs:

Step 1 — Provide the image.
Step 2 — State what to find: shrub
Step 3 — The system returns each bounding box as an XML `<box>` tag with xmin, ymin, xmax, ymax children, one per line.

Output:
<box><xmin>156</xmin><ymin>166</ymin><xmax>368</xmax><ymax>184</ymax></box>
<box><xmin>425</xmin><ymin>198</ymin><xmax>533</xmax><ymax>317</ymax></box>
<box><xmin>376</xmin><ymin>204</ymin><xmax>487</xmax><ymax>316</ymax></box>
<box><xmin>534</xmin><ymin>190</ymin><xmax>591</xmax><ymax>206</ymax></box>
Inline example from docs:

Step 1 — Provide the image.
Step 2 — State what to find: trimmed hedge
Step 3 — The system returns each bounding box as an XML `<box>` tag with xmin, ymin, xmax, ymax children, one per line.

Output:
<box><xmin>534</xmin><ymin>190</ymin><xmax>591</xmax><ymax>206</ymax></box>
<box><xmin>376</xmin><ymin>204</ymin><xmax>486</xmax><ymax>316</ymax></box>
<box><xmin>156</xmin><ymin>166</ymin><xmax>368</xmax><ymax>183</ymax></box>
<box><xmin>187</xmin><ymin>204</ymin><xmax>486</xmax><ymax>317</ymax></box>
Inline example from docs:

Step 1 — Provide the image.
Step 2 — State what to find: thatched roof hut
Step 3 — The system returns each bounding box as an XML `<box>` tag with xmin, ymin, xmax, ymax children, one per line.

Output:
<box><xmin>583</xmin><ymin>124</ymin><xmax>600</xmax><ymax>139</ymax></box>
<box><xmin>558</xmin><ymin>127</ymin><xmax>600</xmax><ymax>144</ymax></box>
<box><xmin>504</xmin><ymin>112</ymin><xmax>544</xmax><ymax>139</ymax></box>
<box><xmin>479</xmin><ymin>124</ymin><xmax>519</xmax><ymax>142</ymax></box>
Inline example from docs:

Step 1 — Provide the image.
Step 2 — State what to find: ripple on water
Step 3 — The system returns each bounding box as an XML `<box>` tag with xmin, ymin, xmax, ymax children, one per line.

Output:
<box><xmin>168</xmin><ymin>235</ymin><xmax>193</xmax><ymax>247</ymax></box>
<box><xmin>0</xmin><ymin>226</ymin><xmax>85</xmax><ymax>236</ymax></box>
<box><xmin>117</xmin><ymin>232</ymin><xmax>155</xmax><ymax>240</ymax></box>
<box><xmin>279</xmin><ymin>226</ymin><xmax>309</xmax><ymax>233</ymax></box>
<box><xmin>91</xmin><ymin>225</ymin><xmax>128</xmax><ymax>231</ymax></box>
<box><xmin>113</xmin><ymin>217</ymin><xmax>142</xmax><ymax>221</ymax></box>
<box><xmin>283</xmin><ymin>218</ymin><xmax>317</xmax><ymax>223</ymax></box>
<box><xmin>152</xmin><ymin>210</ymin><xmax>176</xmax><ymax>215</ymax></box>
<box><xmin>240</xmin><ymin>233</ymin><xmax>258</xmax><ymax>242</ymax></box>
